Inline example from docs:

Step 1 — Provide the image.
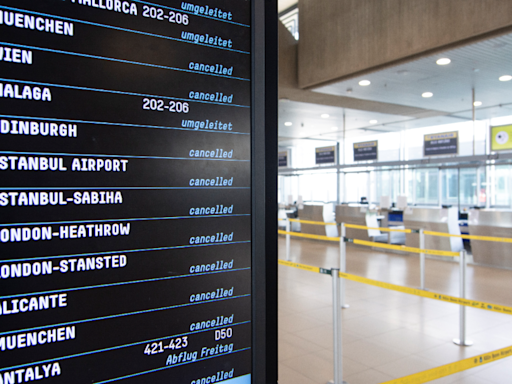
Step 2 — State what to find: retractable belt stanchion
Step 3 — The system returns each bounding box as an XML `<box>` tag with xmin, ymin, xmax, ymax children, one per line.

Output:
<box><xmin>339</xmin><ymin>223</ymin><xmax>349</xmax><ymax>308</ymax></box>
<box><xmin>419</xmin><ymin>228</ymin><xmax>426</xmax><ymax>290</ymax></box>
<box><xmin>454</xmin><ymin>249</ymin><xmax>473</xmax><ymax>347</ymax></box>
<box><xmin>328</xmin><ymin>269</ymin><xmax>347</xmax><ymax>384</ymax></box>
<box><xmin>285</xmin><ymin>218</ymin><xmax>291</xmax><ymax>261</ymax></box>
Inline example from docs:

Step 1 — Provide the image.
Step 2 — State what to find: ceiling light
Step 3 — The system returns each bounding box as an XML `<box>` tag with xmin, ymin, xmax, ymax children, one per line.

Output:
<box><xmin>499</xmin><ymin>75</ymin><xmax>512</xmax><ymax>82</ymax></box>
<box><xmin>358</xmin><ymin>80</ymin><xmax>371</xmax><ymax>86</ymax></box>
<box><xmin>331</xmin><ymin>127</ymin><xmax>338</xmax><ymax>131</ymax></box>
<box><xmin>284</xmin><ymin>122</ymin><xmax>292</xmax><ymax>126</ymax></box>
<box><xmin>473</xmin><ymin>101</ymin><xmax>482</xmax><ymax>107</ymax></box>
<box><xmin>422</xmin><ymin>92</ymin><xmax>433</xmax><ymax>98</ymax></box>
<box><xmin>369</xmin><ymin>120</ymin><xmax>378</xmax><ymax>124</ymax></box>
<box><xmin>436</xmin><ymin>58</ymin><xmax>451</xmax><ymax>65</ymax></box>
<box><xmin>321</xmin><ymin>114</ymin><xmax>330</xmax><ymax>119</ymax></box>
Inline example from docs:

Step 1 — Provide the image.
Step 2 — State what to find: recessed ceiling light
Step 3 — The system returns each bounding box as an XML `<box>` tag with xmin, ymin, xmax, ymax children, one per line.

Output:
<box><xmin>284</xmin><ymin>122</ymin><xmax>292</xmax><ymax>126</ymax></box>
<box><xmin>369</xmin><ymin>120</ymin><xmax>378</xmax><ymax>124</ymax></box>
<box><xmin>473</xmin><ymin>101</ymin><xmax>482</xmax><ymax>107</ymax></box>
<box><xmin>422</xmin><ymin>92</ymin><xmax>433</xmax><ymax>98</ymax></box>
<box><xmin>499</xmin><ymin>75</ymin><xmax>512</xmax><ymax>82</ymax></box>
<box><xmin>358</xmin><ymin>80</ymin><xmax>371</xmax><ymax>86</ymax></box>
<box><xmin>331</xmin><ymin>127</ymin><xmax>338</xmax><ymax>131</ymax></box>
<box><xmin>321</xmin><ymin>114</ymin><xmax>330</xmax><ymax>119</ymax></box>
<box><xmin>436</xmin><ymin>58</ymin><xmax>451</xmax><ymax>65</ymax></box>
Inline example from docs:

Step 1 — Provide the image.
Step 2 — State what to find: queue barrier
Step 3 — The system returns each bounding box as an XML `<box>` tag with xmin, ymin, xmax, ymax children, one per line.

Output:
<box><xmin>424</xmin><ymin>230</ymin><xmax>512</xmax><ymax>243</ymax></box>
<box><xmin>278</xmin><ymin>258</ymin><xmax>512</xmax><ymax>383</ymax></box>
<box><xmin>288</xmin><ymin>218</ymin><xmax>337</xmax><ymax>226</ymax></box>
<box><xmin>344</xmin><ymin>223</ymin><xmax>413</xmax><ymax>233</ymax></box>
<box><xmin>279</xmin><ymin>217</ymin><xmax>512</xmax><ymax>244</ymax></box>
<box><xmin>349</xmin><ymin>238</ymin><xmax>459</xmax><ymax>257</ymax></box>
<box><xmin>278</xmin><ymin>230</ymin><xmax>458</xmax><ymax>257</ymax></box>
<box><xmin>278</xmin><ymin>229</ymin><xmax>339</xmax><ymax>242</ymax></box>
<box><xmin>382</xmin><ymin>344</ymin><xmax>512</xmax><ymax>384</ymax></box>
<box><xmin>278</xmin><ymin>260</ymin><xmax>512</xmax><ymax>316</ymax></box>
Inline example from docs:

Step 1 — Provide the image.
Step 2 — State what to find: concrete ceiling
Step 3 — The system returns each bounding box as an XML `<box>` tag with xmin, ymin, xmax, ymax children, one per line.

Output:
<box><xmin>279</xmin><ymin>32</ymin><xmax>512</xmax><ymax>145</ymax></box>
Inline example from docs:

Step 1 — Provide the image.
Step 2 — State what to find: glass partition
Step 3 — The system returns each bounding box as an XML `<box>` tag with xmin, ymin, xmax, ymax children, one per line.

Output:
<box><xmin>414</xmin><ymin>168</ymin><xmax>439</xmax><ymax>206</ymax></box>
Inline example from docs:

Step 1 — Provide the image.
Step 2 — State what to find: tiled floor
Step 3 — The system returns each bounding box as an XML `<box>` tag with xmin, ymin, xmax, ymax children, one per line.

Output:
<box><xmin>278</xmin><ymin>237</ymin><xmax>512</xmax><ymax>384</ymax></box>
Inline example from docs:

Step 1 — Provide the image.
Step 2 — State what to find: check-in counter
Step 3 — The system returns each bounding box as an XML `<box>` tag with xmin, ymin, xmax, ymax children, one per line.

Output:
<box><xmin>469</xmin><ymin>210</ymin><xmax>512</xmax><ymax>269</ymax></box>
<box><xmin>335</xmin><ymin>205</ymin><xmax>381</xmax><ymax>241</ymax></box>
<box><xmin>299</xmin><ymin>203</ymin><xmax>338</xmax><ymax>237</ymax></box>
<box><xmin>403</xmin><ymin>207</ymin><xmax>463</xmax><ymax>255</ymax></box>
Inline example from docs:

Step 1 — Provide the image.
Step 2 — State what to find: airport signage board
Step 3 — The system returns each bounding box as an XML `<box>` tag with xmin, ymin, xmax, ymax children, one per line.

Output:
<box><xmin>353</xmin><ymin>141</ymin><xmax>378</xmax><ymax>161</ymax></box>
<box><xmin>0</xmin><ymin>1</ymin><xmax>277</xmax><ymax>383</ymax></box>
<box><xmin>278</xmin><ymin>151</ymin><xmax>289</xmax><ymax>167</ymax></box>
<box><xmin>424</xmin><ymin>131</ymin><xmax>458</xmax><ymax>156</ymax></box>
<box><xmin>315</xmin><ymin>146</ymin><xmax>336</xmax><ymax>164</ymax></box>
<box><xmin>490</xmin><ymin>124</ymin><xmax>512</xmax><ymax>151</ymax></box>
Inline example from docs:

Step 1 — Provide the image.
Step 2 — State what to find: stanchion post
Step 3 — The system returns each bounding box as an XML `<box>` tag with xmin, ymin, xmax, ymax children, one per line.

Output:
<box><xmin>419</xmin><ymin>228</ymin><xmax>425</xmax><ymax>290</ymax></box>
<box><xmin>285</xmin><ymin>218</ymin><xmax>291</xmax><ymax>261</ymax></box>
<box><xmin>453</xmin><ymin>249</ymin><xmax>473</xmax><ymax>346</ymax></box>
<box><xmin>339</xmin><ymin>223</ymin><xmax>349</xmax><ymax>308</ymax></box>
<box><xmin>328</xmin><ymin>269</ymin><xmax>347</xmax><ymax>384</ymax></box>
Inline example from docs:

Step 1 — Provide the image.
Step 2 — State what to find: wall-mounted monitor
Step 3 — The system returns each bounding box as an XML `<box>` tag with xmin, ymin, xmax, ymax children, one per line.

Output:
<box><xmin>278</xmin><ymin>150</ymin><xmax>289</xmax><ymax>167</ymax></box>
<box><xmin>353</xmin><ymin>141</ymin><xmax>378</xmax><ymax>161</ymax></box>
<box><xmin>490</xmin><ymin>124</ymin><xmax>512</xmax><ymax>151</ymax></box>
<box><xmin>315</xmin><ymin>146</ymin><xmax>336</xmax><ymax>165</ymax></box>
<box><xmin>424</xmin><ymin>131</ymin><xmax>458</xmax><ymax>156</ymax></box>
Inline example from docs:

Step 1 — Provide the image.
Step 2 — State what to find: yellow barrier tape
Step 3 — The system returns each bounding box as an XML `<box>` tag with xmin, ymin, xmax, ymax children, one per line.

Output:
<box><xmin>381</xmin><ymin>344</ymin><xmax>512</xmax><ymax>384</ymax></box>
<box><xmin>339</xmin><ymin>271</ymin><xmax>512</xmax><ymax>316</ymax></box>
<box><xmin>344</xmin><ymin>223</ymin><xmax>412</xmax><ymax>233</ymax></box>
<box><xmin>278</xmin><ymin>259</ymin><xmax>321</xmax><ymax>273</ymax></box>
<box><xmin>278</xmin><ymin>230</ymin><xmax>340</xmax><ymax>242</ymax></box>
<box><xmin>277</xmin><ymin>258</ymin><xmax>512</xmax><ymax>316</ymax></box>
<box><xmin>288</xmin><ymin>218</ymin><xmax>337</xmax><ymax>226</ymax></box>
<box><xmin>352</xmin><ymin>238</ymin><xmax>459</xmax><ymax>257</ymax></box>
<box><xmin>424</xmin><ymin>230</ymin><xmax>512</xmax><ymax>243</ymax></box>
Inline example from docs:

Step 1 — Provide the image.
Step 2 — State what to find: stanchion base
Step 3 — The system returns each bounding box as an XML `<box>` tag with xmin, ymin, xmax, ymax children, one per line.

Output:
<box><xmin>453</xmin><ymin>338</ymin><xmax>473</xmax><ymax>346</ymax></box>
<box><xmin>327</xmin><ymin>380</ymin><xmax>348</xmax><ymax>384</ymax></box>
<box><xmin>341</xmin><ymin>304</ymin><xmax>350</xmax><ymax>309</ymax></box>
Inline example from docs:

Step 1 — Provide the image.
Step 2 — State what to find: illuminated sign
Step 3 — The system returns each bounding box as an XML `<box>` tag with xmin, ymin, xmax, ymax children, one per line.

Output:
<box><xmin>353</xmin><ymin>141</ymin><xmax>378</xmax><ymax>161</ymax></box>
<box><xmin>491</xmin><ymin>124</ymin><xmax>512</xmax><ymax>151</ymax></box>
<box><xmin>424</xmin><ymin>131</ymin><xmax>458</xmax><ymax>156</ymax></box>
<box><xmin>315</xmin><ymin>146</ymin><xmax>336</xmax><ymax>164</ymax></box>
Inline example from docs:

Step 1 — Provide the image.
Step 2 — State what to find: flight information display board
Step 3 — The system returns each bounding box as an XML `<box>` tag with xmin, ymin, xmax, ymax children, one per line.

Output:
<box><xmin>0</xmin><ymin>0</ymin><xmax>267</xmax><ymax>382</ymax></box>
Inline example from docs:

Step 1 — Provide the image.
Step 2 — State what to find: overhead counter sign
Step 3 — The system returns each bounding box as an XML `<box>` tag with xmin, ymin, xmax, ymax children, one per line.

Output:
<box><xmin>353</xmin><ymin>141</ymin><xmax>378</xmax><ymax>161</ymax></box>
<box><xmin>424</xmin><ymin>131</ymin><xmax>458</xmax><ymax>156</ymax></box>
<box><xmin>315</xmin><ymin>146</ymin><xmax>336</xmax><ymax>165</ymax></box>
<box><xmin>491</xmin><ymin>124</ymin><xmax>512</xmax><ymax>151</ymax></box>
<box><xmin>278</xmin><ymin>151</ymin><xmax>289</xmax><ymax>167</ymax></box>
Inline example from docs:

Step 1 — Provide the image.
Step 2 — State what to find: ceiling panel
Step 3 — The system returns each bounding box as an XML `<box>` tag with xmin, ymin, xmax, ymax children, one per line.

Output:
<box><xmin>313</xmin><ymin>33</ymin><xmax>512</xmax><ymax>114</ymax></box>
<box><xmin>280</xmin><ymin>32</ymin><xmax>512</xmax><ymax>143</ymax></box>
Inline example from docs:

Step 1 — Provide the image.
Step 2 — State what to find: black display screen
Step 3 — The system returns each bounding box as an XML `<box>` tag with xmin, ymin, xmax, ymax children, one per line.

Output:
<box><xmin>353</xmin><ymin>141</ymin><xmax>377</xmax><ymax>161</ymax></box>
<box><xmin>424</xmin><ymin>132</ymin><xmax>458</xmax><ymax>156</ymax></box>
<box><xmin>277</xmin><ymin>151</ymin><xmax>287</xmax><ymax>167</ymax></box>
<box><xmin>315</xmin><ymin>146</ymin><xmax>335</xmax><ymax>165</ymax></box>
<box><xmin>0</xmin><ymin>0</ymin><xmax>252</xmax><ymax>382</ymax></box>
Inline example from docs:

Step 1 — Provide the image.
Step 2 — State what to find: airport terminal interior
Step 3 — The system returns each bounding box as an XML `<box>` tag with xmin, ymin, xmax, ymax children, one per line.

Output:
<box><xmin>276</xmin><ymin>1</ymin><xmax>512</xmax><ymax>383</ymax></box>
